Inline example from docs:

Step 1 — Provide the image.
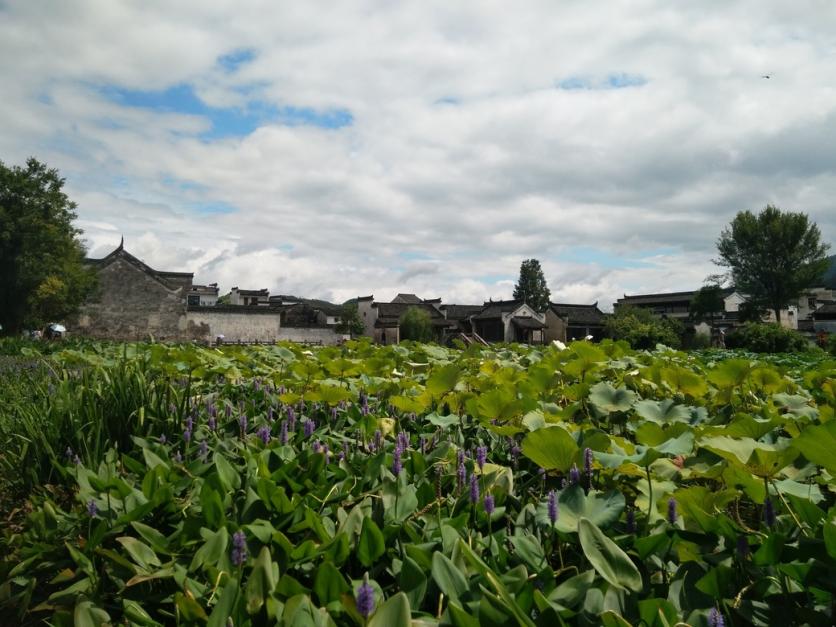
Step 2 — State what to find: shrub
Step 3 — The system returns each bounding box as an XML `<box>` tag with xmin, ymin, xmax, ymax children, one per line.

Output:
<box><xmin>725</xmin><ymin>322</ymin><xmax>811</xmax><ymax>353</ymax></box>
<box><xmin>399</xmin><ymin>307</ymin><xmax>434</xmax><ymax>342</ymax></box>
<box><xmin>605</xmin><ymin>306</ymin><xmax>683</xmax><ymax>349</ymax></box>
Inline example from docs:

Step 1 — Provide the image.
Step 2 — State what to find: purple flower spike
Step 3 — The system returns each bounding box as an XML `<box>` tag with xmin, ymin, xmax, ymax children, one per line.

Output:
<box><xmin>583</xmin><ymin>447</ymin><xmax>593</xmax><ymax>474</ymax></box>
<box><xmin>547</xmin><ymin>490</ymin><xmax>558</xmax><ymax>524</ymax></box>
<box><xmin>457</xmin><ymin>462</ymin><xmax>466</xmax><ymax>491</ymax></box>
<box><xmin>469</xmin><ymin>473</ymin><xmax>480</xmax><ymax>504</ymax></box>
<box><xmin>569</xmin><ymin>464</ymin><xmax>580</xmax><ymax>486</ymax></box>
<box><xmin>280</xmin><ymin>420</ymin><xmax>288</xmax><ymax>444</ymax></box>
<box><xmin>484</xmin><ymin>494</ymin><xmax>495</xmax><ymax>516</ymax></box>
<box><xmin>199</xmin><ymin>440</ymin><xmax>209</xmax><ymax>459</ymax></box>
<box><xmin>667</xmin><ymin>497</ymin><xmax>677</xmax><ymax>524</ymax></box>
<box><xmin>159</xmin><ymin>434</ymin><xmax>167</xmax><ymax>445</ymax></box>
<box><xmin>238</xmin><ymin>413</ymin><xmax>248</xmax><ymax>434</ymax></box>
<box><xmin>708</xmin><ymin>607</ymin><xmax>725</xmax><ymax>627</ymax></box>
<box><xmin>476</xmin><ymin>446</ymin><xmax>487</xmax><ymax>471</ymax></box>
<box><xmin>207</xmin><ymin>415</ymin><xmax>217</xmax><ymax>431</ymax></box>
<box><xmin>304</xmin><ymin>419</ymin><xmax>315</xmax><ymax>438</ymax></box>
<box><xmin>225</xmin><ymin>404</ymin><xmax>232</xmax><ymax>419</ymax></box>
<box><xmin>287</xmin><ymin>407</ymin><xmax>296</xmax><ymax>432</ymax></box>
<box><xmin>374</xmin><ymin>430</ymin><xmax>382</xmax><ymax>451</ymax></box>
<box><xmin>457</xmin><ymin>449</ymin><xmax>465</xmax><ymax>468</ymax></box>
<box><xmin>258</xmin><ymin>425</ymin><xmax>270</xmax><ymax>445</ymax></box>
<box><xmin>267</xmin><ymin>406</ymin><xmax>274</xmax><ymax>422</ymax></box>
<box><xmin>331</xmin><ymin>406</ymin><xmax>338</xmax><ymax>422</ymax></box>
<box><xmin>419</xmin><ymin>436</ymin><xmax>426</xmax><ymax>454</ymax></box>
<box><xmin>312</xmin><ymin>440</ymin><xmax>322</xmax><ymax>454</ymax></box>
<box><xmin>231</xmin><ymin>530</ymin><xmax>247</xmax><ymax>567</ymax></box>
<box><xmin>87</xmin><ymin>499</ymin><xmax>98</xmax><ymax>517</ymax></box>
<box><xmin>183</xmin><ymin>429</ymin><xmax>192</xmax><ymax>443</ymax></box>
<box><xmin>392</xmin><ymin>447</ymin><xmax>402</xmax><ymax>476</ymax></box>
<box><xmin>173</xmin><ymin>450</ymin><xmax>182</xmax><ymax>463</ymax></box>
<box><xmin>356</xmin><ymin>573</ymin><xmax>375</xmax><ymax>618</ymax></box>
<box><xmin>764</xmin><ymin>497</ymin><xmax>776</xmax><ymax>527</ymax></box>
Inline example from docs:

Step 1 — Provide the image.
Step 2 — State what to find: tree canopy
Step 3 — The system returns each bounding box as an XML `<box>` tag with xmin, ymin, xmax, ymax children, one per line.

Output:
<box><xmin>688</xmin><ymin>284</ymin><xmax>726</xmax><ymax>324</ymax></box>
<box><xmin>336</xmin><ymin>302</ymin><xmax>364</xmax><ymax>336</ymax></box>
<box><xmin>605</xmin><ymin>306</ymin><xmax>683</xmax><ymax>349</ymax></box>
<box><xmin>399</xmin><ymin>307</ymin><xmax>434</xmax><ymax>342</ymax></box>
<box><xmin>0</xmin><ymin>158</ymin><xmax>96</xmax><ymax>334</ymax></box>
<box><xmin>513</xmin><ymin>259</ymin><xmax>551</xmax><ymax>313</ymax></box>
<box><xmin>715</xmin><ymin>205</ymin><xmax>830</xmax><ymax>323</ymax></box>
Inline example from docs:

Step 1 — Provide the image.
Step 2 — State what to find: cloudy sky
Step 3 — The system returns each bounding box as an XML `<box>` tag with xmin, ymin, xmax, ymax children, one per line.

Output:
<box><xmin>3</xmin><ymin>1</ymin><xmax>835</xmax><ymax>309</ymax></box>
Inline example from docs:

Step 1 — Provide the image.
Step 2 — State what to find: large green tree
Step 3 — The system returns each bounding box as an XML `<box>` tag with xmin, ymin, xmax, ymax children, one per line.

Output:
<box><xmin>688</xmin><ymin>284</ymin><xmax>726</xmax><ymax>325</ymax></box>
<box><xmin>336</xmin><ymin>302</ymin><xmax>364</xmax><ymax>336</ymax></box>
<box><xmin>0</xmin><ymin>158</ymin><xmax>96</xmax><ymax>334</ymax></box>
<box><xmin>513</xmin><ymin>258</ymin><xmax>551</xmax><ymax>313</ymax></box>
<box><xmin>715</xmin><ymin>205</ymin><xmax>830</xmax><ymax>324</ymax></box>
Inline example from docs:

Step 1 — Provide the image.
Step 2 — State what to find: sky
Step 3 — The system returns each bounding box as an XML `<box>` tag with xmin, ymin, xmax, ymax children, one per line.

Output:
<box><xmin>2</xmin><ymin>1</ymin><xmax>836</xmax><ymax>309</ymax></box>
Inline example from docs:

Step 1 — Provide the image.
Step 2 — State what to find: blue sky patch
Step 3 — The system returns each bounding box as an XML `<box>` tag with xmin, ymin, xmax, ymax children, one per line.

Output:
<box><xmin>558</xmin><ymin>246</ymin><xmax>653</xmax><ymax>269</ymax></box>
<box><xmin>189</xmin><ymin>200</ymin><xmax>238</xmax><ymax>215</ymax></box>
<box><xmin>98</xmin><ymin>83</ymin><xmax>352</xmax><ymax>138</ymax></box>
<box><xmin>218</xmin><ymin>49</ymin><xmax>256</xmax><ymax>73</ymax></box>
<box><xmin>557</xmin><ymin>73</ymin><xmax>647</xmax><ymax>91</ymax></box>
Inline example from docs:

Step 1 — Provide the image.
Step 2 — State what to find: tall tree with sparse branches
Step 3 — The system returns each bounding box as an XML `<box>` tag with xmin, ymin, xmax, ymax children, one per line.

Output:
<box><xmin>715</xmin><ymin>205</ymin><xmax>830</xmax><ymax>324</ymax></box>
<box><xmin>0</xmin><ymin>158</ymin><xmax>96</xmax><ymax>334</ymax></box>
<box><xmin>513</xmin><ymin>259</ymin><xmax>551</xmax><ymax>313</ymax></box>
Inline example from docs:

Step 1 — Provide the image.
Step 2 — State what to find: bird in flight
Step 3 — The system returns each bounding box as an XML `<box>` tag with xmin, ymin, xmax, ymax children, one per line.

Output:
<box><xmin>761</xmin><ymin>74</ymin><xmax>771</xmax><ymax>79</ymax></box>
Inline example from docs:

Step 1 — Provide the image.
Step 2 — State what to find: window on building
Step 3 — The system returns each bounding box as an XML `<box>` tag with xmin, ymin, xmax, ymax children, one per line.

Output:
<box><xmin>187</xmin><ymin>295</ymin><xmax>200</xmax><ymax>306</ymax></box>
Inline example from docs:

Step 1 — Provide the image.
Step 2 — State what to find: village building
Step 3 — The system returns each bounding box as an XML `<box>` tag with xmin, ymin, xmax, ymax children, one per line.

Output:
<box><xmin>227</xmin><ymin>287</ymin><xmax>270</xmax><ymax>306</ymax></box>
<box><xmin>72</xmin><ymin>242</ymin><xmax>346</xmax><ymax>345</ymax></box>
<box><xmin>187</xmin><ymin>283</ymin><xmax>219</xmax><ymax>307</ymax></box>
<box><xmin>545</xmin><ymin>302</ymin><xmax>607</xmax><ymax>342</ymax></box>
<box><xmin>356</xmin><ymin>295</ymin><xmax>454</xmax><ymax>344</ymax></box>
<box><xmin>471</xmin><ymin>300</ymin><xmax>547</xmax><ymax>344</ymax></box>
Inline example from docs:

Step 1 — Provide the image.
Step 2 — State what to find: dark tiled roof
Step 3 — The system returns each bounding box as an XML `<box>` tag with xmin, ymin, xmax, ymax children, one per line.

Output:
<box><xmin>473</xmin><ymin>299</ymin><xmax>525</xmax><ymax>320</ymax></box>
<box><xmin>550</xmin><ymin>303</ymin><xmax>606</xmax><ymax>325</ymax></box>
<box><xmin>442</xmin><ymin>304</ymin><xmax>483</xmax><ymax>320</ymax></box>
<box><xmin>392</xmin><ymin>293</ymin><xmax>423</xmax><ymax>304</ymax></box>
<box><xmin>512</xmin><ymin>316</ymin><xmax>546</xmax><ymax>329</ymax></box>
<box><xmin>617</xmin><ymin>287</ymin><xmax>734</xmax><ymax>307</ymax></box>
<box><xmin>191</xmin><ymin>284</ymin><xmax>219</xmax><ymax>295</ymax></box>
<box><xmin>814</xmin><ymin>303</ymin><xmax>836</xmax><ymax>317</ymax></box>
<box><xmin>234</xmin><ymin>288</ymin><xmax>269</xmax><ymax>297</ymax></box>
<box><xmin>374</xmin><ymin>302</ymin><xmax>446</xmax><ymax>320</ymax></box>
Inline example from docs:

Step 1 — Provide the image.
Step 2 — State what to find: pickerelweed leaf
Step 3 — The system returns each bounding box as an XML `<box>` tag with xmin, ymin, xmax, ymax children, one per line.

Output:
<box><xmin>578</xmin><ymin>517</ymin><xmax>643</xmax><ymax>592</ymax></box>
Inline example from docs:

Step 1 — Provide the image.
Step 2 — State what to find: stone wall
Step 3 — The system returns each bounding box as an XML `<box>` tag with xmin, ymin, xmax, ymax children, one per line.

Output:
<box><xmin>277</xmin><ymin>327</ymin><xmax>347</xmax><ymax>345</ymax></box>
<box><xmin>184</xmin><ymin>309</ymin><xmax>282</xmax><ymax>343</ymax></box>
<box><xmin>73</xmin><ymin>257</ymin><xmax>188</xmax><ymax>341</ymax></box>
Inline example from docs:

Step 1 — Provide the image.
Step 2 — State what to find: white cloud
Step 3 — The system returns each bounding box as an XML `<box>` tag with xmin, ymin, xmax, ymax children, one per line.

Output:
<box><xmin>2</xmin><ymin>0</ymin><xmax>835</xmax><ymax>307</ymax></box>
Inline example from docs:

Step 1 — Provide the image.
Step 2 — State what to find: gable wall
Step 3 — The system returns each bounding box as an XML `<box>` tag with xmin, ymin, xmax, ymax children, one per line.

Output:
<box><xmin>73</xmin><ymin>257</ymin><xmax>188</xmax><ymax>340</ymax></box>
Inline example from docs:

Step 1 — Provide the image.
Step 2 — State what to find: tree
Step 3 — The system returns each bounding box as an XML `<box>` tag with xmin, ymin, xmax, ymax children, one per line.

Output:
<box><xmin>689</xmin><ymin>284</ymin><xmax>726</xmax><ymax>325</ymax></box>
<box><xmin>605</xmin><ymin>306</ymin><xmax>683</xmax><ymax>349</ymax></box>
<box><xmin>336</xmin><ymin>303</ymin><xmax>364</xmax><ymax>336</ymax></box>
<box><xmin>0</xmin><ymin>158</ymin><xmax>96</xmax><ymax>334</ymax></box>
<box><xmin>513</xmin><ymin>259</ymin><xmax>551</xmax><ymax>313</ymax></box>
<box><xmin>715</xmin><ymin>205</ymin><xmax>830</xmax><ymax>324</ymax></box>
<box><xmin>399</xmin><ymin>307</ymin><xmax>434</xmax><ymax>342</ymax></box>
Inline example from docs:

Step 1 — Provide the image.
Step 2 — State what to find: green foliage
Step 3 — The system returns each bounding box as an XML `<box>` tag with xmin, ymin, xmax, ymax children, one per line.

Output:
<box><xmin>725</xmin><ymin>322</ymin><xmax>811</xmax><ymax>353</ymax></box>
<box><xmin>1</xmin><ymin>340</ymin><xmax>835</xmax><ymax>626</ymax></box>
<box><xmin>513</xmin><ymin>258</ymin><xmax>551</xmax><ymax>313</ymax></box>
<box><xmin>715</xmin><ymin>204</ymin><xmax>830</xmax><ymax>323</ymax></box>
<box><xmin>0</xmin><ymin>158</ymin><xmax>97</xmax><ymax>334</ymax></box>
<box><xmin>399</xmin><ymin>307</ymin><xmax>433</xmax><ymax>342</ymax></box>
<box><xmin>605</xmin><ymin>306</ymin><xmax>683</xmax><ymax>349</ymax></box>
<box><xmin>335</xmin><ymin>302</ymin><xmax>364</xmax><ymax>336</ymax></box>
<box><xmin>689</xmin><ymin>283</ymin><xmax>725</xmax><ymax>323</ymax></box>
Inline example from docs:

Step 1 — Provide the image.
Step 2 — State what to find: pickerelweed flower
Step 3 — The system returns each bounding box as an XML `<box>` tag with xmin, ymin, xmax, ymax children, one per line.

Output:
<box><xmin>583</xmin><ymin>447</ymin><xmax>593</xmax><ymax>474</ymax></box>
<box><xmin>457</xmin><ymin>449</ymin><xmax>465</xmax><ymax>468</ymax></box>
<box><xmin>159</xmin><ymin>434</ymin><xmax>167</xmax><ymax>444</ymax></box>
<box><xmin>87</xmin><ymin>499</ymin><xmax>98</xmax><ymax>517</ymax></box>
<box><xmin>304</xmin><ymin>419</ymin><xmax>315</xmax><ymax>438</ymax></box>
<box><xmin>457</xmin><ymin>462</ymin><xmax>467</xmax><ymax>492</ymax></box>
<box><xmin>667</xmin><ymin>497</ymin><xmax>677</xmax><ymax>524</ymax></box>
<box><xmin>324</xmin><ymin>445</ymin><xmax>331</xmax><ymax>465</ymax></box>
<box><xmin>207</xmin><ymin>415</ymin><xmax>217</xmax><ymax>431</ymax></box>
<box><xmin>312</xmin><ymin>440</ymin><xmax>322</xmax><ymax>454</ymax></box>
<box><xmin>469</xmin><ymin>473</ymin><xmax>480</xmax><ymax>504</ymax></box>
<box><xmin>267</xmin><ymin>406</ymin><xmax>274</xmax><ymax>422</ymax></box>
<box><xmin>484</xmin><ymin>493</ymin><xmax>495</xmax><ymax>515</ymax></box>
<box><xmin>398</xmin><ymin>431</ymin><xmax>408</xmax><ymax>452</ymax></box>
<box><xmin>198</xmin><ymin>439</ymin><xmax>209</xmax><ymax>460</ymax></box>
<box><xmin>231</xmin><ymin>531</ymin><xmax>247</xmax><ymax>567</ymax></box>
<box><xmin>280</xmin><ymin>420</ymin><xmax>288</xmax><ymax>444</ymax></box>
<box><xmin>355</xmin><ymin>573</ymin><xmax>375</xmax><ymax>618</ymax></box>
<box><xmin>173</xmin><ymin>450</ymin><xmax>182</xmax><ymax>463</ymax></box>
<box><xmin>225</xmin><ymin>403</ymin><xmax>232</xmax><ymax>419</ymax></box>
<box><xmin>547</xmin><ymin>490</ymin><xmax>558</xmax><ymax>524</ymax></box>
<box><xmin>185</xmin><ymin>416</ymin><xmax>194</xmax><ymax>432</ymax></box>
<box><xmin>764</xmin><ymin>497</ymin><xmax>776</xmax><ymax>527</ymax></box>
<box><xmin>65</xmin><ymin>446</ymin><xmax>74</xmax><ymax>460</ymax></box>
<box><xmin>419</xmin><ymin>436</ymin><xmax>426</xmax><ymax>454</ymax></box>
<box><xmin>707</xmin><ymin>607</ymin><xmax>725</xmax><ymax>627</ymax></box>
<box><xmin>374</xmin><ymin>430</ymin><xmax>383</xmax><ymax>451</ymax></box>
<box><xmin>287</xmin><ymin>407</ymin><xmax>297</xmax><ymax>432</ymax></box>
<box><xmin>569</xmin><ymin>464</ymin><xmax>580</xmax><ymax>485</ymax></box>
<box><xmin>342</xmin><ymin>441</ymin><xmax>350</xmax><ymax>461</ymax></box>
<box><xmin>258</xmin><ymin>425</ymin><xmax>270</xmax><ymax>445</ymax></box>
<box><xmin>238</xmin><ymin>413</ymin><xmax>248</xmax><ymax>434</ymax></box>
<box><xmin>183</xmin><ymin>428</ymin><xmax>192</xmax><ymax>443</ymax></box>
<box><xmin>476</xmin><ymin>446</ymin><xmax>487</xmax><ymax>471</ymax></box>
<box><xmin>331</xmin><ymin>406</ymin><xmax>338</xmax><ymax>422</ymax></box>
<box><xmin>392</xmin><ymin>447</ymin><xmax>402</xmax><ymax>476</ymax></box>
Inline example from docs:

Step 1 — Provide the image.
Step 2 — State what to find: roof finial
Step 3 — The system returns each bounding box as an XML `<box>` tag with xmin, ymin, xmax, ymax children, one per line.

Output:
<box><xmin>117</xmin><ymin>235</ymin><xmax>124</xmax><ymax>251</ymax></box>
